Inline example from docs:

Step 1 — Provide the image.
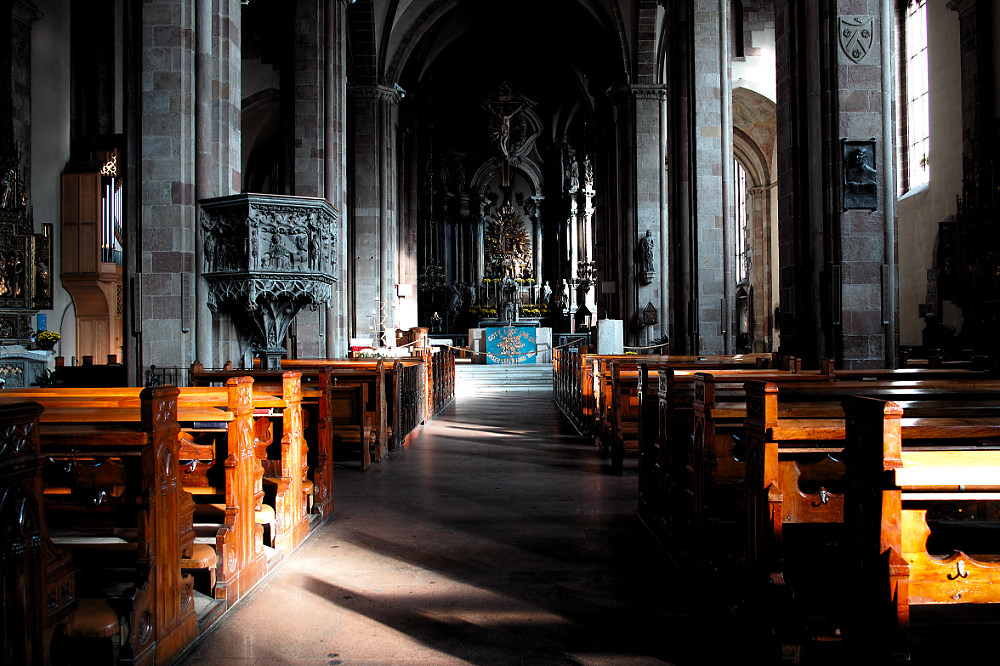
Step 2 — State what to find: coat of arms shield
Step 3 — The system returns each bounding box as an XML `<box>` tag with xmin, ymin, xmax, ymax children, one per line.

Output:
<box><xmin>839</xmin><ymin>16</ymin><xmax>875</xmax><ymax>64</ymax></box>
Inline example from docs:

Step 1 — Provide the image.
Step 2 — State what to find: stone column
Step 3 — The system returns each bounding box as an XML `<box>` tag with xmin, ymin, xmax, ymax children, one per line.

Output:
<box><xmin>474</xmin><ymin>201</ymin><xmax>486</xmax><ymax>284</ymax></box>
<box><xmin>196</xmin><ymin>0</ymin><xmax>241</xmax><ymax>368</ymax></box>
<box><xmin>775</xmin><ymin>0</ymin><xmax>893</xmax><ymax>368</ymax></box>
<box><xmin>141</xmin><ymin>0</ymin><xmax>196</xmax><ymax>368</ymax></box>
<box><xmin>325</xmin><ymin>0</ymin><xmax>348</xmax><ymax>357</ymax></box>
<box><xmin>632</xmin><ymin>85</ymin><xmax>669</xmax><ymax>346</ymax></box>
<box><xmin>9</xmin><ymin>1</ymin><xmax>41</xmax><ymax>193</ymax></box>
<box><xmin>748</xmin><ymin>184</ymin><xmax>774</xmax><ymax>351</ymax></box>
<box><xmin>691</xmin><ymin>0</ymin><xmax>727</xmax><ymax>353</ymax></box>
<box><xmin>349</xmin><ymin>85</ymin><xmax>399</xmax><ymax>341</ymax></box>
<box><xmin>948</xmin><ymin>0</ymin><xmax>997</xmax><ymax>204</ymax></box>
<box><xmin>282</xmin><ymin>0</ymin><xmax>327</xmax><ymax>357</ymax></box>
<box><xmin>532</xmin><ymin>195</ymin><xmax>544</xmax><ymax>284</ymax></box>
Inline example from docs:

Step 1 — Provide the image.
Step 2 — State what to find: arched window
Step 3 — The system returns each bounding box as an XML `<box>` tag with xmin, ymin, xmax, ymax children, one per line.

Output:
<box><xmin>897</xmin><ymin>0</ymin><xmax>929</xmax><ymax>194</ymax></box>
<box><xmin>734</xmin><ymin>157</ymin><xmax>752</xmax><ymax>351</ymax></box>
<box><xmin>734</xmin><ymin>157</ymin><xmax>750</xmax><ymax>285</ymax></box>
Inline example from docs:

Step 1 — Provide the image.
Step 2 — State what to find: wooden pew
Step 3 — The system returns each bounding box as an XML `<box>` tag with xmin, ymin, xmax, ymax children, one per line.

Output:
<box><xmin>742</xmin><ymin>379</ymin><xmax>1000</xmax><ymax>588</ymax></box>
<box><xmin>175</xmin><ymin>377</ymin><xmax>311</xmax><ymax>558</ymax></box>
<box><xmin>190</xmin><ymin>363</ymin><xmax>338</xmax><ymax>515</ymax></box>
<box><xmin>282</xmin><ymin>356</ymin><xmax>427</xmax><ymax>453</ymax></box>
<box><xmin>639</xmin><ymin>367</ymin><xmax>830</xmax><ymax>548</ymax></box>
<box><xmin>0</xmin><ymin>402</ymin><xmax>75</xmax><ymax>666</ymax></box>
<box><xmin>175</xmin><ymin>378</ymin><xmax>268</xmax><ymax>607</ymax></box>
<box><xmin>842</xmin><ymin>396</ymin><xmax>1000</xmax><ymax>655</ymax></box>
<box><xmin>590</xmin><ymin>354</ymin><xmax>775</xmax><ymax>472</ymax></box>
<box><xmin>0</xmin><ymin>387</ymin><xmax>199</xmax><ymax>665</ymax></box>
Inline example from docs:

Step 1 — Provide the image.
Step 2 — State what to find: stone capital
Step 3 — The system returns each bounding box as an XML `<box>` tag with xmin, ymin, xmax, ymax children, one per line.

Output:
<box><xmin>609</xmin><ymin>84</ymin><xmax>668</xmax><ymax>105</ymax></box>
<box><xmin>348</xmin><ymin>84</ymin><xmax>401</xmax><ymax>106</ymax></box>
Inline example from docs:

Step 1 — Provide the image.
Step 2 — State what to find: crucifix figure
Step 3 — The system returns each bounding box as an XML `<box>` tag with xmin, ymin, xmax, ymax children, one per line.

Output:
<box><xmin>493</xmin><ymin>102</ymin><xmax>523</xmax><ymax>160</ymax></box>
<box><xmin>484</xmin><ymin>93</ymin><xmax>525</xmax><ymax>189</ymax></box>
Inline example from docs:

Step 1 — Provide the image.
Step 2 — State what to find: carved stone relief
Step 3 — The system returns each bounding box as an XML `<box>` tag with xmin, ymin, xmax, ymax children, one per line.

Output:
<box><xmin>200</xmin><ymin>194</ymin><xmax>338</xmax><ymax>366</ymax></box>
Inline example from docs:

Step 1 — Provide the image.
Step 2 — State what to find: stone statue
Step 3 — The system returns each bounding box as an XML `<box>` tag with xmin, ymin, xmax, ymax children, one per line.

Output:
<box><xmin>264</xmin><ymin>233</ymin><xmax>285</xmax><ymax>269</ymax></box>
<box><xmin>0</xmin><ymin>169</ymin><xmax>14</xmax><ymax>209</ymax></box>
<box><xmin>540</xmin><ymin>280</ymin><xmax>552</xmax><ymax>305</ymax></box>
<box><xmin>637</xmin><ymin>230</ymin><xmax>654</xmax><ymax>274</ymax></box>
<box><xmin>447</xmin><ymin>283</ymin><xmax>462</xmax><ymax>318</ymax></box>
<box><xmin>568</xmin><ymin>160</ymin><xmax>579</xmax><ymax>191</ymax></box>
<box><xmin>559</xmin><ymin>279</ymin><xmax>569</xmax><ymax>311</ymax></box>
<box><xmin>453</xmin><ymin>159</ymin><xmax>467</xmax><ymax>193</ymax></box>
<box><xmin>583</xmin><ymin>155</ymin><xmax>593</xmax><ymax>189</ymax></box>
<box><xmin>204</xmin><ymin>232</ymin><xmax>216</xmax><ymax>272</ymax></box>
<box><xmin>464</xmin><ymin>282</ymin><xmax>477</xmax><ymax>309</ymax></box>
<box><xmin>292</xmin><ymin>235</ymin><xmax>308</xmax><ymax>268</ymax></box>
<box><xmin>310</xmin><ymin>233</ymin><xmax>321</xmax><ymax>270</ymax></box>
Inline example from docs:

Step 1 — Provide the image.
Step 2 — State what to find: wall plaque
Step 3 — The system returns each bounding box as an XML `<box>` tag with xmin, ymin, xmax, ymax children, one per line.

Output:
<box><xmin>842</xmin><ymin>139</ymin><xmax>878</xmax><ymax>210</ymax></box>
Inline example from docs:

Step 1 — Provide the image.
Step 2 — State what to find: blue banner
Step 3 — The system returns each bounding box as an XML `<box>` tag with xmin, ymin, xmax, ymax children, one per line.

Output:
<box><xmin>485</xmin><ymin>326</ymin><xmax>537</xmax><ymax>364</ymax></box>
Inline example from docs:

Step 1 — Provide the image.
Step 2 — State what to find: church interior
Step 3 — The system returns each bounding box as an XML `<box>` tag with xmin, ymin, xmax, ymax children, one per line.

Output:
<box><xmin>5</xmin><ymin>0</ymin><xmax>1000</xmax><ymax>663</ymax></box>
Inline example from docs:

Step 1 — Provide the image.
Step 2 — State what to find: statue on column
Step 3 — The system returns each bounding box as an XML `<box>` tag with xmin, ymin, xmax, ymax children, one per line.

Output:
<box><xmin>447</xmin><ymin>283</ymin><xmax>462</xmax><ymax>325</ymax></box>
<box><xmin>540</xmin><ymin>280</ymin><xmax>552</xmax><ymax>306</ymax></box>
<box><xmin>637</xmin><ymin>230</ymin><xmax>655</xmax><ymax>274</ymax></box>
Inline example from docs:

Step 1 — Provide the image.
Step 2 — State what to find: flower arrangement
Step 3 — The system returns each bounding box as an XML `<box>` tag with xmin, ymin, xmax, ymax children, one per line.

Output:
<box><xmin>35</xmin><ymin>331</ymin><xmax>60</xmax><ymax>349</ymax></box>
<box><xmin>469</xmin><ymin>305</ymin><xmax>497</xmax><ymax>318</ymax></box>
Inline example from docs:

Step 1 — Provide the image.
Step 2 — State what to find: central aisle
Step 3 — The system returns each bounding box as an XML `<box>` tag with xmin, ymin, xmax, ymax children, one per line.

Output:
<box><xmin>178</xmin><ymin>386</ymin><xmax>738</xmax><ymax>665</ymax></box>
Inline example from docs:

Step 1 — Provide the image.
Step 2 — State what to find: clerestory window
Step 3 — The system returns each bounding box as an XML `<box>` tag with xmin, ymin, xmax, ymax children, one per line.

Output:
<box><xmin>896</xmin><ymin>0</ymin><xmax>929</xmax><ymax>194</ymax></box>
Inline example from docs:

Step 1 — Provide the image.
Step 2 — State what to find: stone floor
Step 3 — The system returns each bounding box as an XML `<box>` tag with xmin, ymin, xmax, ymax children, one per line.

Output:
<box><xmin>176</xmin><ymin>386</ymin><xmax>744</xmax><ymax>666</ymax></box>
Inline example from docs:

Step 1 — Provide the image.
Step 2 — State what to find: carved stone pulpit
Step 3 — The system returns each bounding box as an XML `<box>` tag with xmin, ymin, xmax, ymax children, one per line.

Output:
<box><xmin>200</xmin><ymin>194</ymin><xmax>338</xmax><ymax>368</ymax></box>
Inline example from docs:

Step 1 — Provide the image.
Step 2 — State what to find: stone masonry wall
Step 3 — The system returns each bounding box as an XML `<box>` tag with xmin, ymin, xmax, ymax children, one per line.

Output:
<box><xmin>141</xmin><ymin>0</ymin><xmax>196</xmax><ymax>368</ymax></box>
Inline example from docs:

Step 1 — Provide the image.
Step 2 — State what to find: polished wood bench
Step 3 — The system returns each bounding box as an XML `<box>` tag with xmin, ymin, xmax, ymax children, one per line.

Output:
<box><xmin>636</xmin><ymin>367</ymin><xmax>830</xmax><ymax>544</ymax></box>
<box><xmin>283</xmin><ymin>356</ymin><xmax>428</xmax><ymax>454</ymax></box>
<box><xmin>175</xmin><ymin>377</ymin><xmax>310</xmax><ymax>559</ymax></box>
<box><xmin>590</xmin><ymin>355</ymin><xmax>778</xmax><ymax>474</ymax></box>
<box><xmin>166</xmin><ymin>380</ymin><xmax>268</xmax><ymax>607</ymax></box>
<box><xmin>0</xmin><ymin>387</ymin><xmax>199</xmax><ymax>665</ymax></box>
<box><xmin>0</xmin><ymin>402</ymin><xmax>75</xmax><ymax>666</ymax></box>
<box><xmin>190</xmin><ymin>362</ymin><xmax>339</xmax><ymax>516</ymax></box>
<box><xmin>743</xmin><ymin>379</ymin><xmax>1000</xmax><ymax>587</ymax></box>
<box><xmin>842</xmin><ymin>395</ymin><xmax>1000</xmax><ymax>655</ymax></box>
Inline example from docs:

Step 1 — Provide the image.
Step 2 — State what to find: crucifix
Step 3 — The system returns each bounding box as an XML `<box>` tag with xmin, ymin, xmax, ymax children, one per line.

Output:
<box><xmin>483</xmin><ymin>87</ymin><xmax>524</xmax><ymax>191</ymax></box>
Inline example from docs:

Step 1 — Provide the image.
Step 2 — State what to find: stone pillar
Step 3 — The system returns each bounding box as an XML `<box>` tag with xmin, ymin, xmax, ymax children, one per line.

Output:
<box><xmin>9</xmin><ymin>1</ymin><xmax>41</xmax><ymax>193</ymax></box>
<box><xmin>349</xmin><ymin>85</ymin><xmax>399</xmax><ymax>341</ymax></box>
<box><xmin>748</xmin><ymin>184</ymin><xmax>775</xmax><ymax>352</ymax></box>
<box><xmin>195</xmin><ymin>0</ymin><xmax>241</xmax><ymax>368</ymax></box>
<box><xmin>474</xmin><ymin>201</ymin><xmax>486</xmax><ymax>284</ymax></box>
<box><xmin>293</xmin><ymin>0</ymin><xmax>324</xmax><ymax>198</ymax></box>
<box><xmin>141</xmin><ymin>0</ymin><xmax>196</xmax><ymax>368</ymax></box>
<box><xmin>284</xmin><ymin>0</ymin><xmax>327</xmax><ymax>357</ymax></box>
<box><xmin>325</xmin><ymin>0</ymin><xmax>349</xmax><ymax>357</ymax></box>
<box><xmin>532</xmin><ymin>195</ymin><xmax>543</xmax><ymax>284</ymax></box>
<box><xmin>948</xmin><ymin>0</ymin><xmax>998</xmax><ymax>204</ymax></box>
<box><xmin>692</xmin><ymin>0</ymin><xmax>727</xmax><ymax>354</ymax></box>
<box><xmin>632</xmin><ymin>85</ymin><xmax>669</xmax><ymax>346</ymax></box>
<box><xmin>775</xmin><ymin>0</ymin><xmax>894</xmax><ymax>368</ymax></box>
